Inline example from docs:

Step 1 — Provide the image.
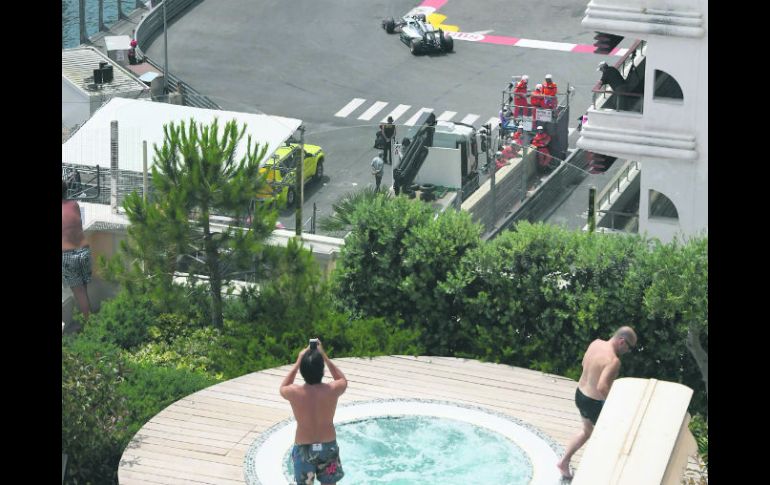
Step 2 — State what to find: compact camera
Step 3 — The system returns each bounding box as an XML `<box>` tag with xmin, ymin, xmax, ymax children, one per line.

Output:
<box><xmin>309</xmin><ymin>338</ymin><xmax>319</xmax><ymax>350</ymax></box>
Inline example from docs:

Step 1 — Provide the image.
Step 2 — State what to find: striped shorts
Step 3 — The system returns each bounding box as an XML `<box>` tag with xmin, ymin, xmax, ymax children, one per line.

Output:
<box><xmin>62</xmin><ymin>247</ymin><xmax>92</xmax><ymax>287</ymax></box>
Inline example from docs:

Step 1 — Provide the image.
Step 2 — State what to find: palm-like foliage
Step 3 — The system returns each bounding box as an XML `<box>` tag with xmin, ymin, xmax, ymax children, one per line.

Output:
<box><xmin>319</xmin><ymin>187</ymin><xmax>392</xmax><ymax>233</ymax></box>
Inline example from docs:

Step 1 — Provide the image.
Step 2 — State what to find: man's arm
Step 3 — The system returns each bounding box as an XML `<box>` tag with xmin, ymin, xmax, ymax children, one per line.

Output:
<box><xmin>319</xmin><ymin>342</ymin><xmax>347</xmax><ymax>396</ymax></box>
<box><xmin>596</xmin><ymin>358</ymin><xmax>621</xmax><ymax>399</ymax></box>
<box><xmin>279</xmin><ymin>348</ymin><xmax>307</xmax><ymax>400</ymax></box>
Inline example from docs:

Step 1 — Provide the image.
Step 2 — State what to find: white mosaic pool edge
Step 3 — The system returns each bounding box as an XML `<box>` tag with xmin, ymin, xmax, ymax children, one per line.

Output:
<box><xmin>244</xmin><ymin>398</ymin><xmax>566</xmax><ymax>485</ymax></box>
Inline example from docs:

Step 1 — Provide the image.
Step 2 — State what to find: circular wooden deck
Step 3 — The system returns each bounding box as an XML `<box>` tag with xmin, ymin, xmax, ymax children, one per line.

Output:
<box><xmin>118</xmin><ymin>356</ymin><xmax>584</xmax><ymax>484</ymax></box>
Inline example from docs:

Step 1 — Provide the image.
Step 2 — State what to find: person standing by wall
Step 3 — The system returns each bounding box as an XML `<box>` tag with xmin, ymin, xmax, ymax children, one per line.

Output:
<box><xmin>280</xmin><ymin>339</ymin><xmax>347</xmax><ymax>485</ymax></box>
<box><xmin>380</xmin><ymin>116</ymin><xmax>396</xmax><ymax>165</ymax></box>
<box><xmin>371</xmin><ymin>154</ymin><xmax>384</xmax><ymax>191</ymax></box>
<box><xmin>556</xmin><ymin>326</ymin><xmax>638</xmax><ymax>480</ymax></box>
<box><xmin>62</xmin><ymin>180</ymin><xmax>92</xmax><ymax>329</ymax></box>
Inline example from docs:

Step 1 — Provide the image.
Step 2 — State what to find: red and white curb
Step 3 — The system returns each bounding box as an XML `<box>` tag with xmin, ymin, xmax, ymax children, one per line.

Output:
<box><xmin>412</xmin><ymin>0</ymin><xmax>627</xmax><ymax>56</ymax></box>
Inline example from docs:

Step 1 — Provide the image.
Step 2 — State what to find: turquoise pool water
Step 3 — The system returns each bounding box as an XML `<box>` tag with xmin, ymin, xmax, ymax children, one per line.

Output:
<box><xmin>285</xmin><ymin>415</ymin><xmax>533</xmax><ymax>484</ymax></box>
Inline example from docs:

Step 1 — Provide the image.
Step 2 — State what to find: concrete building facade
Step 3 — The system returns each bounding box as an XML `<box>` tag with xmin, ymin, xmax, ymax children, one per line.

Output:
<box><xmin>577</xmin><ymin>0</ymin><xmax>707</xmax><ymax>242</ymax></box>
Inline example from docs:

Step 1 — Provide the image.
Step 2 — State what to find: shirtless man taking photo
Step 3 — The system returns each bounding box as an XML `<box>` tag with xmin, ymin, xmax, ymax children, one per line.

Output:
<box><xmin>557</xmin><ymin>326</ymin><xmax>637</xmax><ymax>480</ymax></box>
<box><xmin>280</xmin><ymin>339</ymin><xmax>347</xmax><ymax>484</ymax></box>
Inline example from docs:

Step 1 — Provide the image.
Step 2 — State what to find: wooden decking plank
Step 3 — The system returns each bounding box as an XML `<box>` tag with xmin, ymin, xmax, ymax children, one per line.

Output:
<box><xmin>120</xmin><ymin>452</ymin><xmax>243</xmax><ymax>481</ymax></box>
<box><xmin>125</xmin><ymin>434</ymin><xmax>231</xmax><ymax>456</ymax></box>
<box><xmin>126</xmin><ymin>442</ymin><xmax>244</xmax><ymax>466</ymax></box>
<box><xmin>327</xmin><ymin>359</ymin><xmax>574</xmax><ymax>405</ymax></box>
<box><xmin>149</xmin><ymin>415</ymin><xmax>251</xmax><ymax>442</ymax></box>
<box><xmin>119</xmin><ymin>462</ymin><xmax>244</xmax><ymax>485</ymax></box>
<box><xmin>350</xmin><ymin>355</ymin><xmax>576</xmax><ymax>392</ymax></box>
<box><xmin>159</xmin><ymin>406</ymin><xmax>272</xmax><ymax>430</ymax></box>
<box><xmin>146</xmin><ymin>415</ymin><xmax>249</xmax><ymax>439</ymax></box>
<box><xmin>178</xmin><ymin>395</ymin><xmax>290</xmax><ymax>419</ymax></box>
<box><xmin>132</xmin><ymin>428</ymin><xmax>235</xmax><ymax>451</ymax></box>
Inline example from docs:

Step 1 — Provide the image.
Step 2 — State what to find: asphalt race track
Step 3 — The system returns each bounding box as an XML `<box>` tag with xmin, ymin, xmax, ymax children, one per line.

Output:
<box><xmin>145</xmin><ymin>0</ymin><xmax>632</xmax><ymax>230</ymax></box>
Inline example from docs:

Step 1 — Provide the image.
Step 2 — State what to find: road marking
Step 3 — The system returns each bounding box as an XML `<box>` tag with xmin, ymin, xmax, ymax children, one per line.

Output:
<box><xmin>335</xmin><ymin>98</ymin><xmax>365</xmax><ymax>118</ymax></box>
<box><xmin>423</xmin><ymin>0</ymin><xmax>629</xmax><ymax>56</ymax></box>
<box><xmin>460</xmin><ymin>113</ymin><xmax>479</xmax><ymax>125</ymax></box>
<box><xmin>515</xmin><ymin>38</ymin><xmax>574</xmax><ymax>52</ymax></box>
<box><xmin>419</xmin><ymin>0</ymin><xmax>447</xmax><ymax>8</ymax></box>
<box><xmin>569</xmin><ymin>128</ymin><xmax>576</xmax><ymax>137</ymax></box>
<box><xmin>437</xmin><ymin>110</ymin><xmax>457</xmax><ymax>121</ymax></box>
<box><xmin>484</xmin><ymin>116</ymin><xmax>499</xmax><ymax>128</ymax></box>
<box><xmin>404</xmin><ymin>108</ymin><xmax>435</xmax><ymax>126</ymax></box>
<box><xmin>358</xmin><ymin>101</ymin><xmax>388</xmax><ymax>121</ymax></box>
<box><xmin>382</xmin><ymin>104</ymin><xmax>412</xmax><ymax>123</ymax></box>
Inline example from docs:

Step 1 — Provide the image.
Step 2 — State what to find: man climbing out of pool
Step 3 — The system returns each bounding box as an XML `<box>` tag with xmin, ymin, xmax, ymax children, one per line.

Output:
<box><xmin>280</xmin><ymin>339</ymin><xmax>347</xmax><ymax>484</ymax></box>
<box><xmin>556</xmin><ymin>326</ymin><xmax>637</xmax><ymax>480</ymax></box>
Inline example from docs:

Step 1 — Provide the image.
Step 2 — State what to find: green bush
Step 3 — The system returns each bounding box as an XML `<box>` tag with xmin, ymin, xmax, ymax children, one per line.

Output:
<box><xmin>315</xmin><ymin>313</ymin><xmax>424</xmax><ymax>358</ymax></box>
<box><xmin>333</xmin><ymin>196</ymin><xmax>435</xmax><ymax>319</ymax></box>
<box><xmin>62</xmin><ymin>341</ymin><xmax>128</xmax><ymax>485</ymax></box>
<box><xmin>126</xmin><ymin>317</ymin><xmax>224</xmax><ymax>377</ymax></box>
<box><xmin>119</xmin><ymin>361</ymin><xmax>219</xmax><ymax>439</ymax></box>
<box><xmin>689</xmin><ymin>413</ymin><xmax>708</xmax><ymax>467</ymax></box>
<box><xmin>334</xmin><ymin>207</ymin><xmax>708</xmax><ymax>417</ymax></box>
<box><xmin>80</xmin><ymin>290</ymin><xmax>156</xmax><ymax>350</ymax></box>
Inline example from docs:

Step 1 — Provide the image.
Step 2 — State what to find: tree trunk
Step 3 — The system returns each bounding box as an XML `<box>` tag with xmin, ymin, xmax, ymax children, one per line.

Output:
<box><xmin>685</xmin><ymin>322</ymin><xmax>708</xmax><ymax>400</ymax></box>
<box><xmin>202</xmin><ymin>213</ymin><xmax>223</xmax><ymax>328</ymax></box>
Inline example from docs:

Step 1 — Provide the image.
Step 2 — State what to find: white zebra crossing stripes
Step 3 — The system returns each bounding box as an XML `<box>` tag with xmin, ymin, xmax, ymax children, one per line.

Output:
<box><xmin>404</xmin><ymin>108</ymin><xmax>434</xmax><ymax>127</ymax></box>
<box><xmin>357</xmin><ymin>101</ymin><xmax>388</xmax><ymax>121</ymax></box>
<box><xmin>336</xmin><ymin>98</ymin><xmax>496</xmax><ymax>128</ymax></box>
<box><xmin>334</xmin><ymin>98</ymin><xmax>366</xmax><ymax>118</ymax></box>
<box><xmin>381</xmin><ymin>104</ymin><xmax>411</xmax><ymax>123</ymax></box>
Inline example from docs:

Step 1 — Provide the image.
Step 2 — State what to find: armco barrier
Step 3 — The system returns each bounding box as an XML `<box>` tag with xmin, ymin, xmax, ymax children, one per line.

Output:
<box><xmin>134</xmin><ymin>0</ymin><xmax>221</xmax><ymax>110</ymax></box>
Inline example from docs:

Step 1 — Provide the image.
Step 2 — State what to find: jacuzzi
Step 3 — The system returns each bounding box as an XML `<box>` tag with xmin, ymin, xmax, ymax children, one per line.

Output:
<box><xmin>245</xmin><ymin>399</ymin><xmax>564</xmax><ymax>484</ymax></box>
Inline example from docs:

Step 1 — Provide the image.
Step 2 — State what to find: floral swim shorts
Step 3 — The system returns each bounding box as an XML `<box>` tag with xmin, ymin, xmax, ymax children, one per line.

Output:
<box><xmin>291</xmin><ymin>440</ymin><xmax>344</xmax><ymax>484</ymax></box>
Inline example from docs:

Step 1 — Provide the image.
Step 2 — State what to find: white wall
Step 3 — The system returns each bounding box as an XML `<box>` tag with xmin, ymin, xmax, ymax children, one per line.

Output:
<box><xmin>636</xmin><ymin>10</ymin><xmax>708</xmax><ymax>241</ymax></box>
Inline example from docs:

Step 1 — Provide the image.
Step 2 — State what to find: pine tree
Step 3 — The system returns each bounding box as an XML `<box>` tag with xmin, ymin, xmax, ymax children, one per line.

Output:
<box><xmin>111</xmin><ymin>118</ymin><xmax>277</xmax><ymax>328</ymax></box>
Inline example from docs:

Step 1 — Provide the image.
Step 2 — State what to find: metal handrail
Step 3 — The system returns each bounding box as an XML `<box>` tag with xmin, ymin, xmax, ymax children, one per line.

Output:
<box><xmin>597</xmin><ymin>209</ymin><xmax>639</xmax><ymax>231</ymax></box>
<box><xmin>596</xmin><ymin>160</ymin><xmax>639</xmax><ymax>209</ymax></box>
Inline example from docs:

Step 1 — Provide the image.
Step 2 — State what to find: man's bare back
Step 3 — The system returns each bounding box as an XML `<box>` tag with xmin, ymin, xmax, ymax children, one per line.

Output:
<box><xmin>558</xmin><ymin>327</ymin><xmax>637</xmax><ymax>479</ymax></box>
<box><xmin>280</xmin><ymin>341</ymin><xmax>348</xmax><ymax>444</ymax></box>
<box><xmin>285</xmin><ymin>382</ymin><xmax>341</xmax><ymax>444</ymax></box>
<box><xmin>62</xmin><ymin>200</ymin><xmax>87</xmax><ymax>251</ymax></box>
<box><xmin>577</xmin><ymin>339</ymin><xmax>621</xmax><ymax>401</ymax></box>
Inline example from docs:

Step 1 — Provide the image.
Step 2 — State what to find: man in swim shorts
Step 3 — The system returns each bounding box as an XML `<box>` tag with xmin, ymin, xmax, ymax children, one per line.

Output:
<box><xmin>62</xmin><ymin>179</ymin><xmax>92</xmax><ymax>328</ymax></box>
<box><xmin>280</xmin><ymin>339</ymin><xmax>347</xmax><ymax>484</ymax></box>
<box><xmin>556</xmin><ymin>326</ymin><xmax>637</xmax><ymax>480</ymax></box>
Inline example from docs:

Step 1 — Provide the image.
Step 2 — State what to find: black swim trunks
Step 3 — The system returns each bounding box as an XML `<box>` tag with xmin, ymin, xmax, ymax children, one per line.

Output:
<box><xmin>575</xmin><ymin>387</ymin><xmax>604</xmax><ymax>425</ymax></box>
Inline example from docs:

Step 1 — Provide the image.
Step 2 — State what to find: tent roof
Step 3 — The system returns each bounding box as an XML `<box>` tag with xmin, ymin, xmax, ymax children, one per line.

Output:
<box><xmin>62</xmin><ymin>97</ymin><xmax>302</xmax><ymax>172</ymax></box>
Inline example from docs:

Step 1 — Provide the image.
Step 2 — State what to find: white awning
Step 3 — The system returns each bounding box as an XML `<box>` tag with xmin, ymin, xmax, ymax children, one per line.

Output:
<box><xmin>62</xmin><ymin>97</ymin><xmax>302</xmax><ymax>172</ymax></box>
